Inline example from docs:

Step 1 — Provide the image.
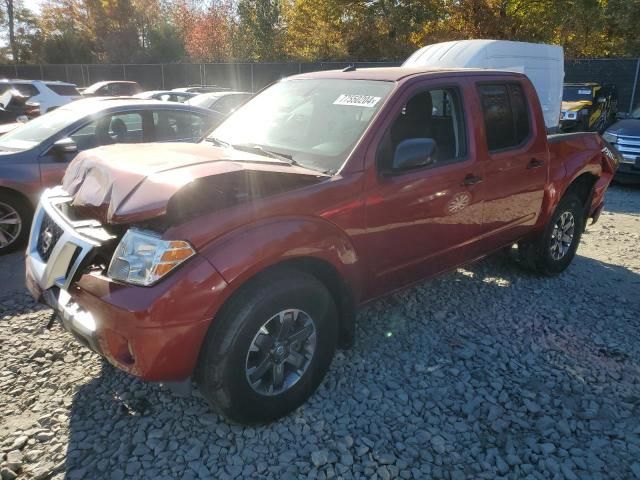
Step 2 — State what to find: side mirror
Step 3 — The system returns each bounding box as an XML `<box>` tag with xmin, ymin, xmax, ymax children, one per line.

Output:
<box><xmin>49</xmin><ymin>138</ymin><xmax>78</xmax><ymax>159</ymax></box>
<box><xmin>391</xmin><ymin>138</ymin><xmax>437</xmax><ymax>172</ymax></box>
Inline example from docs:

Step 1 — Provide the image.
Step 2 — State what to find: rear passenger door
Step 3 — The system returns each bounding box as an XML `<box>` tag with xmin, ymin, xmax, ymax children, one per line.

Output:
<box><xmin>476</xmin><ymin>82</ymin><xmax>548</xmax><ymax>243</ymax></box>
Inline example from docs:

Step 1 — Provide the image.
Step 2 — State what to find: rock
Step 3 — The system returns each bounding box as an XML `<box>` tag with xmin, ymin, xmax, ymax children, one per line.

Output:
<box><xmin>311</xmin><ymin>450</ymin><xmax>328</xmax><ymax>468</ymax></box>
<box><xmin>375</xmin><ymin>452</ymin><xmax>395</xmax><ymax>465</ymax></box>
<box><xmin>184</xmin><ymin>445</ymin><xmax>202</xmax><ymax>462</ymax></box>
<box><xmin>495</xmin><ymin>455</ymin><xmax>509</xmax><ymax>475</ymax></box>
<box><xmin>32</xmin><ymin>462</ymin><xmax>55</xmax><ymax>480</ymax></box>
<box><xmin>540</xmin><ymin>443</ymin><xmax>556</xmax><ymax>455</ymax></box>
<box><xmin>430</xmin><ymin>436</ymin><xmax>446</xmax><ymax>454</ymax></box>
<box><xmin>0</xmin><ymin>468</ymin><xmax>17</xmax><ymax>480</ymax></box>
<box><xmin>35</xmin><ymin>432</ymin><xmax>54</xmax><ymax>442</ymax></box>
<box><xmin>10</xmin><ymin>436</ymin><xmax>28</xmax><ymax>450</ymax></box>
<box><xmin>5</xmin><ymin>450</ymin><xmax>23</xmax><ymax>472</ymax></box>
<box><xmin>523</xmin><ymin>399</ymin><xmax>541</xmax><ymax>413</ymax></box>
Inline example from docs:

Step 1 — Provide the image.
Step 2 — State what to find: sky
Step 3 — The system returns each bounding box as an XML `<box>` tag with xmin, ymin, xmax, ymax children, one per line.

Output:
<box><xmin>22</xmin><ymin>0</ymin><xmax>43</xmax><ymax>14</ymax></box>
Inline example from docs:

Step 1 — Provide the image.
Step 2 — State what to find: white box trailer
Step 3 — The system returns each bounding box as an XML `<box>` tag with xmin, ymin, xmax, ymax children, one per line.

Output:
<box><xmin>403</xmin><ymin>40</ymin><xmax>564</xmax><ymax>130</ymax></box>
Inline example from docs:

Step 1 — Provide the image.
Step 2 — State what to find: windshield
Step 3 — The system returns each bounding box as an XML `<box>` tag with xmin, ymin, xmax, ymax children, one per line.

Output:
<box><xmin>0</xmin><ymin>107</ymin><xmax>86</xmax><ymax>151</ymax></box>
<box><xmin>563</xmin><ymin>86</ymin><xmax>593</xmax><ymax>102</ymax></box>
<box><xmin>207</xmin><ymin>79</ymin><xmax>394</xmax><ymax>174</ymax></box>
<box><xmin>187</xmin><ymin>93</ymin><xmax>219</xmax><ymax>108</ymax></box>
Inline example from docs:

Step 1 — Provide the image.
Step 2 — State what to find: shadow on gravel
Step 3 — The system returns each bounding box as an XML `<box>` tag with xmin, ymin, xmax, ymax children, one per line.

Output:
<box><xmin>604</xmin><ymin>183</ymin><xmax>640</xmax><ymax>215</ymax></box>
<box><xmin>59</xmin><ymin>252</ymin><xmax>640</xmax><ymax>479</ymax></box>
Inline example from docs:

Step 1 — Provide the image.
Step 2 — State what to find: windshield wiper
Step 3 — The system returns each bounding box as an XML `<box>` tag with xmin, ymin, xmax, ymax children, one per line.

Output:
<box><xmin>206</xmin><ymin>140</ymin><xmax>330</xmax><ymax>175</ymax></box>
<box><xmin>231</xmin><ymin>143</ymin><xmax>293</xmax><ymax>163</ymax></box>
<box><xmin>204</xmin><ymin>137</ymin><xmax>231</xmax><ymax>148</ymax></box>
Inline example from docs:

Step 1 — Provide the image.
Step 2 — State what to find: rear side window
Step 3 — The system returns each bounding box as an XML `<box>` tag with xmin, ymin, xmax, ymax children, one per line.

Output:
<box><xmin>47</xmin><ymin>84</ymin><xmax>80</xmax><ymax>96</ymax></box>
<box><xmin>477</xmin><ymin>83</ymin><xmax>530</xmax><ymax>151</ymax></box>
<box><xmin>153</xmin><ymin>110</ymin><xmax>208</xmax><ymax>142</ymax></box>
<box><xmin>11</xmin><ymin>83</ymin><xmax>40</xmax><ymax>97</ymax></box>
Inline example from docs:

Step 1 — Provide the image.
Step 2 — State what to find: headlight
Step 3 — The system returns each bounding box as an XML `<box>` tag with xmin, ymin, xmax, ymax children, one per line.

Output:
<box><xmin>107</xmin><ymin>229</ymin><xmax>195</xmax><ymax>286</ymax></box>
<box><xmin>602</xmin><ymin>131</ymin><xmax>617</xmax><ymax>144</ymax></box>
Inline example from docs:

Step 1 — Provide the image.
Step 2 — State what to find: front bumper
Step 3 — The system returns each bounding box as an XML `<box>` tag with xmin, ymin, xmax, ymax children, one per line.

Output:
<box><xmin>26</xmin><ymin>187</ymin><xmax>229</xmax><ymax>381</ymax></box>
<box><xmin>614</xmin><ymin>160</ymin><xmax>640</xmax><ymax>183</ymax></box>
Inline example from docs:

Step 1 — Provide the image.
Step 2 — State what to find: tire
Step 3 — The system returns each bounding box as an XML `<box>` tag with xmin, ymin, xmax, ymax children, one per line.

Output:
<box><xmin>197</xmin><ymin>268</ymin><xmax>338</xmax><ymax>424</ymax></box>
<box><xmin>0</xmin><ymin>191</ymin><xmax>31</xmax><ymax>255</ymax></box>
<box><xmin>517</xmin><ymin>193</ymin><xmax>585</xmax><ymax>276</ymax></box>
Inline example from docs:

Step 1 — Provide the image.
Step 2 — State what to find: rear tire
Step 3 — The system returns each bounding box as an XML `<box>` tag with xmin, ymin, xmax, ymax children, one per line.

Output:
<box><xmin>0</xmin><ymin>191</ymin><xmax>31</xmax><ymax>255</ymax></box>
<box><xmin>517</xmin><ymin>194</ymin><xmax>584</xmax><ymax>276</ymax></box>
<box><xmin>197</xmin><ymin>268</ymin><xmax>338</xmax><ymax>424</ymax></box>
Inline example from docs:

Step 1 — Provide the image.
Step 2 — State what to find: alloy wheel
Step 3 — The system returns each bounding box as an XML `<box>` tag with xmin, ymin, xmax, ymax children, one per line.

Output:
<box><xmin>550</xmin><ymin>211</ymin><xmax>575</xmax><ymax>260</ymax></box>
<box><xmin>0</xmin><ymin>201</ymin><xmax>22</xmax><ymax>250</ymax></box>
<box><xmin>245</xmin><ymin>309</ymin><xmax>317</xmax><ymax>396</ymax></box>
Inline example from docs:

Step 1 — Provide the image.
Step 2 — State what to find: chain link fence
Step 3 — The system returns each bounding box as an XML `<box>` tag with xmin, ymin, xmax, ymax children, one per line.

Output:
<box><xmin>0</xmin><ymin>62</ymin><xmax>401</xmax><ymax>94</ymax></box>
<box><xmin>1</xmin><ymin>59</ymin><xmax>639</xmax><ymax>112</ymax></box>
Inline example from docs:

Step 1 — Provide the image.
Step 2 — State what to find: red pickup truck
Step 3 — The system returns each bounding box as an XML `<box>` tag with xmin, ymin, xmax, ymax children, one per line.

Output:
<box><xmin>25</xmin><ymin>67</ymin><xmax>619</xmax><ymax>424</ymax></box>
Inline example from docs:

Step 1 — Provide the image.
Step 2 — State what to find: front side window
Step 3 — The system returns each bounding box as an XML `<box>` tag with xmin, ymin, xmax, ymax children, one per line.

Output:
<box><xmin>478</xmin><ymin>83</ymin><xmax>530</xmax><ymax>151</ymax></box>
<box><xmin>378</xmin><ymin>87</ymin><xmax>467</xmax><ymax>172</ymax></box>
<box><xmin>209</xmin><ymin>79</ymin><xmax>394</xmax><ymax>174</ymax></box>
<box><xmin>0</xmin><ymin>107</ymin><xmax>87</xmax><ymax>151</ymax></box>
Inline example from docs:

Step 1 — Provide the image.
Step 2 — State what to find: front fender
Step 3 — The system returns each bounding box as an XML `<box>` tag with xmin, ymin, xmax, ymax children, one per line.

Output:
<box><xmin>200</xmin><ymin>215</ymin><xmax>363</xmax><ymax>302</ymax></box>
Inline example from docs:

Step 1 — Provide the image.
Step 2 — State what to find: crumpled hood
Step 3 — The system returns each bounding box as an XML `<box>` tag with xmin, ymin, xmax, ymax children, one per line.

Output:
<box><xmin>562</xmin><ymin>100</ymin><xmax>592</xmax><ymax>112</ymax></box>
<box><xmin>62</xmin><ymin>142</ymin><xmax>325</xmax><ymax>224</ymax></box>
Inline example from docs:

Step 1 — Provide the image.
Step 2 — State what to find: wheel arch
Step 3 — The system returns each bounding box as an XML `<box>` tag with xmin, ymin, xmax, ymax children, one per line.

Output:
<box><xmin>200</xmin><ymin>217</ymin><xmax>363</xmax><ymax>350</ymax></box>
<box><xmin>0</xmin><ymin>185</ymin><xmax>33</xmax><ymax>207</ymax></box>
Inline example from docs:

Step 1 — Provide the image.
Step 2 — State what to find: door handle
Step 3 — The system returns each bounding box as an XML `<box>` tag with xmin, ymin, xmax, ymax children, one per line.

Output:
<box><xmin>463</xmin><ymin>174</ymin><xmax>483</xmax><ymax>186</ymax></box>
<box><xmin>527</xmin><ymin>158</ymin><xmax>545</xmax><ymax>169</ymax></box>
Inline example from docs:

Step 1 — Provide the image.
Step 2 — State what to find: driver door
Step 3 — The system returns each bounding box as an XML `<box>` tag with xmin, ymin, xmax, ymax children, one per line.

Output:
<box><xmin>363</xmin><ymin>80</ymin><xmax>486</xmax><ymax>298</ymax></box>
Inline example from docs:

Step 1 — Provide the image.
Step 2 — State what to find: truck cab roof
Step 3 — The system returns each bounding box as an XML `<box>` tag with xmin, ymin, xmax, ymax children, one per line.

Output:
<box><xmin>290</xmin><ymin>66</ymin><xmax>527</xmax><ymax>83</ymax></box>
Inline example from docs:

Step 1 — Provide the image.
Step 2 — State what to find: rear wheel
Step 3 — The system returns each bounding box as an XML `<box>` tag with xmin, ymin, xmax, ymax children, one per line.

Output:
<box><xmin>0</xmin><ymin>192</ymin><xmax>31</xmax><ymax>255</ymax></box>
<box><xmin>517</xmin><ymin>193</ymin><xmax>584</xmax><ymax>275</ymax></box>
<box><xmin>197</xmin><ymin>269</ymin><xmax>338</xmax><ymax>424</ymax></box>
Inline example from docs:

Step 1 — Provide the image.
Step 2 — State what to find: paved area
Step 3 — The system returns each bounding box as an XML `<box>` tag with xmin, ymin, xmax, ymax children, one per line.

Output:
<box><xmin>1</xmin><ymin>185</ymin><xmax>639</xmax><ymax>479</ymax></box>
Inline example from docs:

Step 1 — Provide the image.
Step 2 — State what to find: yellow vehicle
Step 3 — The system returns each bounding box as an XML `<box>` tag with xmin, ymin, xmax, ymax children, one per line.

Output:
<box><xmin>560</xmin><ymin>83</ymin><xmax>617</xmax><ymax>132</ymax></box>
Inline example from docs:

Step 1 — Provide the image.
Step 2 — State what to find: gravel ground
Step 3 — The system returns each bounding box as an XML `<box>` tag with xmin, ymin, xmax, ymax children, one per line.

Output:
<box><xmin>1</xmin><ymin>184</ymin><xmax>639</xmax><ymax>480</ymax></box>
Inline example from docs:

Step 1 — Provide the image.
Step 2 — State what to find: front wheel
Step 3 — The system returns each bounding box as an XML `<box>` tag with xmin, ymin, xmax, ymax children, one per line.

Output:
<box><xmin>196</xmin><ymin>269</ymin><xmax>338</xmax><ymax>424</ymax></box>
<box><xmin>0</xmin><ymin>192</ymin><xmax>31</xmax><ymax>255</ymax></box>
<box><xmin>517</xmin><ymin>193</ymin><xmax>585</xmax><ymax>275</ymax></box>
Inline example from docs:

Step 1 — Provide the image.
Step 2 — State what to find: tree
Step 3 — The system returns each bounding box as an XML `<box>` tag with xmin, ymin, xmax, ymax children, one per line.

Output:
<box><xmin>174</xmin><ymin>0</ymin><xmax>234</xmax><ymax>61</ymax></box>
<box><xmin>2</xmin><ymin>0</ymin><xmax>17</xmax><ymax>61</ymax></box>
<box><xmin>282</xmin><ymin>0</ymin><xmax>348</xmax><ymax>60</ymax></box>
<box><xmin>236</xmin><ymin>0</ymin><xmax>283</xmax><ymax>61</ymax></box>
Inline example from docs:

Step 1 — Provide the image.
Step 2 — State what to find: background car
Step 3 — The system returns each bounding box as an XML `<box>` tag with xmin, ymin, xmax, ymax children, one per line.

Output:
<box><xmin>0</xmin><ymin>79</ymin><xmax>81</xmax><ymax>113</ymax></box>
<box><xmin>172</xmin><ymin>85</ymin><xmax>231</xmax><ymax>94</ymax></box>
<box><xmin>133</xmin><ymin>90</ymin><xmax>197</xmax><ymax>103</ymax></box>
<box><xmin>0</xmin><ymin>90</ymin><xmax>40</xmax><ymax>123</ymax></box>
<box><xmin>603</xmin><ymin>106</ymin><xmax>640</xmax><ymax>183</ymax></box>
<box><xmin>81</xmin><ymin>81</ymin><xmax>142</xmax><ymax>97</ymax></box>
<box><xmin>186</xmin><ymin>91</ymin><xmax>253</xmax><ymax>116</ymax></box>
<box><xmin>0</xmin><ymin>98</ymin><xmax>223</xmax><ymax>253</ymax></box>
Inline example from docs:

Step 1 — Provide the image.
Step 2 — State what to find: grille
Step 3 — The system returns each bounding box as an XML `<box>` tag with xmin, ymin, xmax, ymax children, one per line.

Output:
<box><xmin>616</xmin><ymin>135</ymin><xmax>640</xmax><ymax>164</ymax></box>
<box><xmin>37</xmin><ymin>212</ymin><xmax>64</xmax><ymax>261</ymax></box>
